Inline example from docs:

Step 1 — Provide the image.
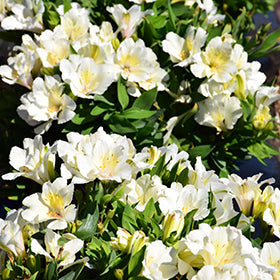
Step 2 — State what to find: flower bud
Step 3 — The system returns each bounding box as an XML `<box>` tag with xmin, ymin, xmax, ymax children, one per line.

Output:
<box><xmin>2</xmin><ymin>268</ymin><xmax>13</xmax><ymax>280</ymax></box>
<box><xmin>127</xmin><ymin>230</ymin><xmax>148</xmax><ymax>255</ymax></box>
<box><xmin>162</xmin><ymin>210</ymin><xmax>185</xmax><ymax>242</ymax></box>
<box><xmin>114</xmin><ymin>269</ymin><xmax>124</xmax><ymax>280</ymax></box>
<box><xmin>112</xmin><ymin>38</ymin><xmax>120</xmax><ymax>51</ymax></box>
<box><xmin>111</xmin><ymin>228</ymin><xmax>131</xmax><ymax>253</ymax></box>
<box><xmin>111</xmin><ymin>228</ymin><xmax>148</xmax><ymax>255</ymax></box>
<box><xmin>26</xmin><ymin>254</ymin><xmax>37</xmax><ymax>274</ymax></box>
<box><xmin>253</xmin><ymin>105</ymin><xmax>271</xmax><ymax>130</ymax></box>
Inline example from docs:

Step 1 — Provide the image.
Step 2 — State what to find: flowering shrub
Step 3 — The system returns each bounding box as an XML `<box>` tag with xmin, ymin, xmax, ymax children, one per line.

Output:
<box><xmin>1</xmin><ymin>0</ymin><xmax>280</xmax><ymax>279</ymax></box>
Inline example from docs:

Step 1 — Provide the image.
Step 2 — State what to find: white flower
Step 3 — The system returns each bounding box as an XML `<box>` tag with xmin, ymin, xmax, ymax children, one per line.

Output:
<box><xmin>0</xmin><ymin>50</ymin><xmax>35</xmax><ymax>89</ymax></box>
<box><xmin>0</xmin><ymin>219</ymin><xmax>25</xmax><ymax>257</ymax></box>
<box><xmin>162</xmin><ymin>26</ymin><xmax>207</xmax><ymax>67</ymax></box>
<box><xmin>113</xmin><ymin>38</ymin><xmax>157</xmax><ymax>85</ymax></box>
<box><xmin>263</xmin><ymin>188</ymin><xmax>280</xmax><ymax>238</ymax></box>
<box><xmin>22</xmin><ymin>177</ymin><xmax>76</xmax><ymax>230</ymax></box>
<box><xmin>57</xmin><ymin>127</ymin><xmax>139</xmax><ymax>183</ymax></box>
<box><xmin>159</xmin><ymin>143</ymin><xmax>190</xmax><ymax>171</ymax></box>
<box><xmin>261</xmin><ymin>241</ymin><xmax>280</xmax><ymax>279</ymax></box>
<box><xmin>1</xmin><ymin>0</ymin><xmax>44</xmax><ymax>32</ymax></box>
<box><xmin>36</xmin><ymin>28</ymin><xmax>70</xmax><ymax>68</ymax></box>
<box><xmin>196</xmin><ymin>0</ymin><xmax>225</xmax><ymax>24</ymax></box>
<box><xmin>187</xmin><ymin>156</ymin><xmax>227</xmax><ymax>195</ymax></box>
<box><xmin>158</xmin><ymin>182</ymin><xmax>209</xmax><ymax>220</ymax></box>
<box><xmin>178</xmin><ymin>224</ymin><xmax>262</xmax><ymax>278</ymax></box>
<box><xmin>195</xmin><ymin>94</ymin><xmax>243</xmax><ymax>132</ymax></box>
<box><xmin>121</xmin><ymin>174</ymin><xmax>165</xmax><ymax>211</ymax></box>
<box><xmin>255</xmin><ymin>86</ymin><xmax>280</xmax><ymax>108</ymax></box>
<box><xmin>17</xmin><ymin>75</ymin><xmax>76</xmax><ymax>134</ymax></box>
<box><xmin>31</xmin><ymin>229</ymin><xmax>83</xmax><ymax>267</ymax></box>
<box><xmin>2</xmin><ymin>135</ymin><xmax>56</xmax><ymax>185</ymax></box>
<box><xmin>107</xmin><ymin>4</ymin><xmax>153</xmax><ymax>38</ymax></box>
<box><xmin>191</xmin><ymin>36</ymin><xmax>237</xmax><ymax>83</ymax></box>
<box><xmin>198</xmin><ymin>78</ymin><xmax>233</xmax><ymax>98</ymax></box>
<box><xmin>59</xmin><ymin>3</ymin><xmax>90</xmax><ymax>42</ymax></box>
<box><xmin>141</xmin><ymin>240</ymin><xmax>178</xmax><ymax>280</ymax></box>
<box><xmin>221</xmin><ymin>173</ymin><xmax>274</xmax><ymax>216</ymax></box>
<box><xmin>138</xmin><ymin>63</ymin><xmax>168</xmax><ymax>93</ymax></box>
<box><xmin>60</xmin><ymin>54</ymin><xmax>115</xmax><ymax>98</ymax></box>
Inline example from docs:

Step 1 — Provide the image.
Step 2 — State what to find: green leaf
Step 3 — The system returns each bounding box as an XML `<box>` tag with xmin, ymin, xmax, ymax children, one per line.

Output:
<box><xmin>150</xmin><ymin>154</ymin><xmax>166</xmax><ymax>177</ymax></box>
<box><xmin>90</xmin><ymin>103</ymin><xmax>112</xmax><ymax>116</ymax></box>
<box><xmin>248</xmin><ymin>142</ymin><xmax>280</xmax><ymax>164</ymax></box>
<box><xmin>148</xmin><ymin>15</ymin><xmax>166</xmax><ymax>29</ymax></box>
<box><xmin>75</xmin><ymin>206</ymin><xmax>99</xmax><ymax>240</ymax></box>
<box><xmin>29</xmin><ymin>272</ymin><xmax>39</xmax><ymax>280</ymax></box>
<box><xmin>188</xmin><ymin>145</ymin><xmax>214</xmax><ymax>162</ymax></box>
<box><xmin>177</xmin><ymin>167</ymin><xmax>189</xmax><ymax>186</ymax></box>
<box><xmin>219</xmin><ymin>213</ymin><xmax>241</xmax><ymax>227</ymax></box>
<box><xmin>132</xmin><ymin>87</ymin><xmax>157</xmax><ymax>110</ymax></box>
<box><xmin>167</xmin><ymin>0</ymin><xmax>176</xmax><ymax>30</ymax></box>
<box><xmin>109</xmin><ymin>114</ymin><xmax>137</xmax><ymax>134</ymax></box>
<box><xmin>142</xmin><ymin>198</ymin><xmax>156</xmax><ymax>218</ymax></box>
<box><xmin>70</xmin><ymin>44</ymin><xmax>77</xmax><ymax>54</ymax></box>
<box><xmin>46</xmin><ymin>261</ymin><xmax>58</xmax><ymax>280</ymax></box>
<box><xmin>118</xmin><ymin>76</ymin><xmax>129</xmax><ymax>110</ymax></box>
<box><xmin>94</xmin><ymin>95</ymin><xmax>115</xmax><ymax>106</ymax></box>
<box><xmin>122</xmin><ymin>204</ymin><xmax>138</xmax><ymax>233</ymax></box>
<box><xmin>128</xmin><ymin>246</ymin><xmax>146</xmax><ymax>277</ymax></box>
<box><xmin>43</xmin><ymin>3</ymin><xmax>60</xmax><ymax>30</ymax></box>
<box><xmin>250</xmin><ymin>28</ymin><xmax>280</xmax><ymax>59</ymax></box>
<box><xmin>120</xmin><ymin>108</ymin><xmax>156</xmax><ymax>119</ymax></box>
<box><xmin>63</xmin><ymin>0</ymin><xmax>72</xmax><ymax>13</ymax></box>
<box><xmin>0</xmin><ymin>30</ymin><xmax>29</xmax><ymax>44</ymax></box>
<box><xmin>58</xmin><ymin>262</ymin><xmax>85</xmax><ymax>280</ymax></box>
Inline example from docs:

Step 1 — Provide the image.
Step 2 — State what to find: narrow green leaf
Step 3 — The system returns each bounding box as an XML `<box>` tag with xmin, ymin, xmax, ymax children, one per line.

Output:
<box><xmin>150</xmin><ymin>154</ymin><xmax>166</xmax><ymax>177</ymax></box>
<box><xmin>132</xmin><ymin>87</ymin><xmax>157</xmax><ymax>110</ymax></box>
<box><xmin>70</xmin><ymin>44</ymin><xmax>77</xmax><ymax>54</ymax></box>
<box><xmin>47</xmin><ymin>261</ymin><xmax>58</xmax><ymax>280</ymax></box>
<box><xmin>167</xmin><ymin>0</ymin><xmax>176</xmax><ymax>30</ymax></box>
<box><xmin>128</xmin><ymin>246</ymin><xmax>146</xmax><ymax>277</ymax></box>
<box><xmin>118</xmin><ymin>76</ymin><xmax>129</xmax><ymax>110</ymax></box>
<box><xmin>122</xmin><ymin>204</ymin><xmax>138</xmax><ymax>233</ymax></box>
<box><xmin>177</xmin><ymin>167</ymin><xmax>189</xmax><ymax>186</ymax></box>
<box><xmin>120</xmin><ymin>108</ymin><xmax>156</xmax><ymax>119</ymax></box>
<box><xmin>29</xmin><ymin>272</ymin><xmax>39</xmax><ymax>280</ymax></box>
<box><xmin>75</xmin><ymin>206</ymin><xmax>99</xmax><ymax>240</ymax></box>
<box><xmin>58</xmin><ymin>262</ymin><xmax>85</xmax><ymax>280</ymax></box>
<box><xmin>142</xmin><ymin>198</ymin><xmax>156</xmax><ymax>218</ymax></box>
<box><xmin>250</xmin><ymin>28</ymin><xmax>280</xmax><ymax>59</ymax></box>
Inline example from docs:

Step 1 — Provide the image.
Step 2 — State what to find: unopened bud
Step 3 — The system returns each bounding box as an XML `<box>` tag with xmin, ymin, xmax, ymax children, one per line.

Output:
<box><xmin>111</xmin><ymin>228</ymin><xmax>148</xmax><ymax>255</ymax></box>
<box><xmin>111</xmin><ymin>228</ymin><xmax>131</xmax><ymax>253</ymax></box>
<box><xmin>253</xmin><ymin>105</ymin><xmax>271</xmax><ymax>130</ymax></box>
<box><xmin>112</xmin><ymin>38</ymin><xmax>120</xmax><ymax>51</ymax></box>
<box><xmin>2</xmin><ymin>268</ymin><xmax>12</xmax><ymax>280</ymax></box>
<box><xmin>162</xmin><ymin>210</ymin><xmax>185</xmax><ymax>242</ymax></box>
<box><xmin>26</xmin><ymin>254</ymin><xmax>37</xmax><ymax>273</ymax></box>
<box><xmin>114</xmin><ymin>269</ymin><xmax>124</xmax><ymax>280</ymax></box>
<box><xmin>128</xmin><ymin>230</ymin><xmax>148</xmax><ymax>255</ymax></box>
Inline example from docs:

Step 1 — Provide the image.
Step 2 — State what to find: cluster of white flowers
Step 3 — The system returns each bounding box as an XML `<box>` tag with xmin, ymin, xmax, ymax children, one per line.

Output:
<box><xmin>1</xmin><ymin>0</ymin><xmax>280</xmax><ymax>278</ymax></box>
<box><xmin>1</xmin><ymin>127</ymin><xmax>280</xmax><ymax>278</ymax></box>
<box><xmin>163</xmin><ymin>28</ymin><xmax>280</xmax><ymax>133</ymax></box>
<box><xmin>0</xmin><ymin>2</ymin><xmax>168</xmax><ymax>134</ymax></box>
<box><xmin>0</xmin><ymin>0</ymin><xmax>44</xmax><ymax>32</ymax></box>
